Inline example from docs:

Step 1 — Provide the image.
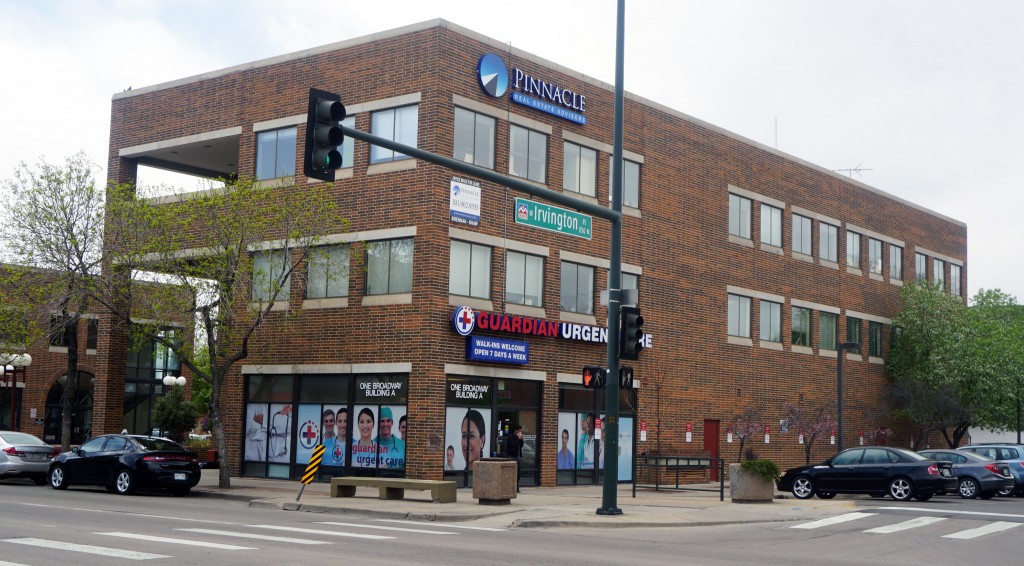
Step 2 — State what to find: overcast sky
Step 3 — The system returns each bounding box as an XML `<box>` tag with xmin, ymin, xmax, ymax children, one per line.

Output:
<box><xmin>2</xmin><ymin>0</ymin><xmax>1020</xmax><ymax>300</ymax></box>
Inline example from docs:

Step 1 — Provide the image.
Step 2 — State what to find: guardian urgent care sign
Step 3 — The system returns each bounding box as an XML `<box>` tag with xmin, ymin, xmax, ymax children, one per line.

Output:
<box><xmin>452</xmin><ymin>306</ymin><xmax>652</xmax><ymax>349</ymax></box>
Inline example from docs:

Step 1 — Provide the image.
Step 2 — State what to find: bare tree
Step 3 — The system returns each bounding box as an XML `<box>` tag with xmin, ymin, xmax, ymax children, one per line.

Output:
<box><xmin>729</xmin><ymin>407</ymin><xmax>763</xmax><ymax>462</ymax></box>
<box><xmin>782</xmin><ymin>401</ymin><xmax>837</xmax><ymax>465</ymax></box>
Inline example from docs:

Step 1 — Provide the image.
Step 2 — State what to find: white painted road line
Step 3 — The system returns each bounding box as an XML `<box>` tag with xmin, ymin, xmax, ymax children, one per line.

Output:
<box><xmin>864</xmin><ymin>516</ymin><xmax>946</xmax><ymax>534</ymax></box>
<box><xmin>0</xmin><ymin>561</ymin><xmax>32</xmax><ymax>566</ymax></box>
<box><xmin>247</xmin><ymin>525</ymin><xmax>393</xmax><ymax>540</ymax></box>
<box><xmin>942</xmin><ymin>521</ymin><xmax>1022</xmax><ymax>540</ymax></box>
<box><xmin>875</xmin><ymin>506</ymin><xmax>1024</xmax><ymax>520</ymax></box>
<box><xmin>100</xmin><ymin>532</ymin><xmax>255</xmax><ymax>550</ymax></box>
<box><xmin>792</xmin><ymin>512</ymin><xmax>878</xmax><ymax>529</ymax></box>
<box><xmin>375</xmin><ymin>519</ymin><xmax>507</xmax><ymax>532</ymax></box>
<box><xmin>315</xmin><ymin>521</ymin><xmax>457</xmax><ymax>535</ymax></box>
<box><xmin>177</xmin><ymin>528</ymin><xmax>332</xmax><ymax>545</ymax></box>
<box><xmin>2</xmin><ymin>538</ymin><xmax>169</xmax><ymax>560</ymax></box>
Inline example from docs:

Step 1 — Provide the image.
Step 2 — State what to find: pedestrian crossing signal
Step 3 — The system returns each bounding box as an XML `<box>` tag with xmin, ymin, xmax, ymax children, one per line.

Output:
<box><xmin>582</xmin><ymin>366</ymin><xmax>607</xmax><ymax>389</ymax></box>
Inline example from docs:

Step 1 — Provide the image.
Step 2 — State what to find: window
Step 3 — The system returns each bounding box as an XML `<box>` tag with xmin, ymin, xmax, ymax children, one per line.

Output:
<box><xmin>453</xmin><ymin>108</ymin><xmax>495</xmax><ymax>169</ymax></box>
<box><xmin>869</xmin><ymin>321</ymin><xmax>883</xmax><ymax>357</ymax></box>
<box><xmin>621</xmin><ymin>272</ymin><xmax>639</xmax><ymax>306</ymax></box>
<box><xmin>87</xmin><ymin>319</ymin><xmax>98</xmax><ymax>350</ymax></box>
<box><xmin>306</xmin><ymin>245</ymin><xmax>350</xmax><ymax>299</ymax></box>
<box><xmin>255</xmin><ymin>127</ymin><xmax>296</xmax><ymax>180</ymax></box>
<box><xmin>506</xmin><ymin>251</ymin><xmax>544</xmax><ymax>307</ymax></box>
<box><xmin>728</xmin><ymin>294</ymin><xmax>751</xmax><ymax>338</ymax></box>
<box><xmin>934</xmin><ymin>259</ymin><xmax>945</xmax><ymax>289</ymax></box>
<box><xmin>869</xmin><ymin>238</ymin><xmax>883</xmax><ymax>275</ymax></box>
<box><xmin>366</xmin><ymin>238</ymin><xmax>413</xmax><ymax>295</ymax></box>
<box><xmin>820</xmin><ymin>223</ymin><xmax>838</xmax><ymax>262</ymax></box>
<box><xmin>846</xmin><ymin>316</ymin><xmax>861</xmax><ymax>347</ymax></box>
<box><xmin>251</xmin><ymin>249</ymin><xmax>290</xmax><ymax>302</ymax></box>
<box><xmin>916</xmin><ymin>252</ymin><xmax>927</xmax><ymax>282</ymax></box>
<box><xmin>563</xmin><ymin>142</ymin><xmax>597</xmax><ymax>196</ymax></box>
<box><xmin>792</xmin><ymin>214</ymin><xmax>812</xmax><ymax>255</ymax></box>
<box><xmin>560</xmin><ymin>262</ymin><xmax>595</xmax><ymax>314</ymax></box>
<box><xmin>49</xmin><ymin>315</ymin><xmax>73</xmax><ymax>348</ymax></box>
<box><xmin>509</xmin><ymin>125</ymin><xmax>547</xmax><ymax>183</ymax></box>
<box><xmin>339</xmin><ymin>116</ymin><xmax>355</xmax><ymax>168</ymax></box>
<box><xmin>449</xmin><ymin>240</ymin><xmax>491</xmax><ymax>299</ymax></box>
<box><xmin>792</xmin><ymin>307</ymin><xmax>811</xmax><ymax>346</ymax></box>
<box><xmin>846</xmin><ymin>231</ymin><xmax>861</xmax><ymax>269</ymax></box>
<box><xmin>370</xmin><ymin>105</ymin><xmax>418</xmax><ymax>163</ymax></box>
<box><xmin>623</xmin><ymin>159</ymin><xmax>640</xmax><ymax>208</ymax></box>
<box><xmin>759</xmin><ymin>300</ymin><xmax>781</xmax><ymax>343</ymax></box>
<box><xmin>761</xmin><ymin>205</ymin><xmax>783</xmax><ymax>247</ymax></box>
<box><xmin>728</xmin><ymin>194</ymin><xmax>751</xmax><ymax>239</ymax></box>
<box><xmin>951</xmin><ymin>264</ymin><xmax>962</xmax><ymax>296</ymax></box>
<box><xmin>890</xmin><ymin>245</ymin><xmax>903</xmax><ymax>280</ymax></box>
<box><xmin>819</xmin><ymin>312</ymin><xmax>837</xmax><ymax>350</ymax></box>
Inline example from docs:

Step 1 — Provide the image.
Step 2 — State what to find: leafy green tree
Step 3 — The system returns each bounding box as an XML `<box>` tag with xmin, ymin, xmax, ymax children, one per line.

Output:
<box><xmin>153</xmin><ymin>385</ymin><xmax>200</xmax><ymax>443</ymax></box>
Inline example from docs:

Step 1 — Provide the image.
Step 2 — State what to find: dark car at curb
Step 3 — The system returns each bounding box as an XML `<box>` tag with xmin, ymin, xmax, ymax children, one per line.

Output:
<box><xmin>777</xmin><ymin>446</ymin><xmax>957</xmax><ymax>501</ymax></box>
<box><xmin>48</xmin><ymin>434</ymin><xmax>200</xmax><ymax>496</ymax></box>
<box><xmin>918</xmin><ymin>449</ymin><xmax>1014</xmax><ymax>499</ymax></box>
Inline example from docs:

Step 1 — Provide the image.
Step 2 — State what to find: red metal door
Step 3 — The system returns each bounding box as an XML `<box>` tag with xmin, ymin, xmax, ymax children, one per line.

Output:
<box><xmin>704</xmin><ymin>419</ymin><xmax>720</xmax><ymax>481</ymax></box>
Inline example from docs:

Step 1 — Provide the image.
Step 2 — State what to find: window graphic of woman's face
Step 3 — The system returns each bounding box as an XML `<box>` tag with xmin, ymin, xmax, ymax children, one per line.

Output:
<box><xmin>462</xmin><ymin>418</ymin><xmax>483</xmax><ymax>465</ymax></box>
<box><xmin>358</xmin><ymin>412</ymin><xmax>374</xmax><ymax>439</ymax></box>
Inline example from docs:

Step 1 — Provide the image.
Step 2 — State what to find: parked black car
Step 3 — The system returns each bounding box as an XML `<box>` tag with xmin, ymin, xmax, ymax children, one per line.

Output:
<box><xmin>48</xmin><ymin>434</ymin><xmax>200</xmax><ymax>496</ymax></box>
<box><xmin>918</xmin><ymin>449</ymin><xmax>1014</xmax><ymax>499</ymax></box>
<box><xmin>777</xmin><ymin>446</ymin><xmax>956</xmax><ymax>501</ymax></box>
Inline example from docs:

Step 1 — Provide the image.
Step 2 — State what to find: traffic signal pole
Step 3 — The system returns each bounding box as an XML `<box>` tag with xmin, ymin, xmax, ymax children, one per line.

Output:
<box><xmin>334</xmin><ymin>0</ymin><xmax>630</xmax><ymax>516</ymax></box>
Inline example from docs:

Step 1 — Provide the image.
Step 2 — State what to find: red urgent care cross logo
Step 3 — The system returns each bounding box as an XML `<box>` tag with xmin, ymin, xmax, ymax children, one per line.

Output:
<box><xmin>299</xmin><ymin>420</ymin><xmax>319</xmax><ymax>450</ymax></box>
<box><xmin>452</xmin><ymin>305</ymin><xmax>476</xmax><ymax>336</ymax></box>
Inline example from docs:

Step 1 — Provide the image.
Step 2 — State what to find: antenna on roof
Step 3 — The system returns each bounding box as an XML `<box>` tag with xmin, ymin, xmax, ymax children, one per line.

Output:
<box><xmin>832</xmin><ymin>164</ymin><xmax>873</xmax><ymax>178</ymax></box>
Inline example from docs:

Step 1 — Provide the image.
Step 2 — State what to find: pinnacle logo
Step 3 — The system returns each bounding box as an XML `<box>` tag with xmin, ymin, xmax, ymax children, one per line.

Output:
<box><xmin>477</xmin><ymin>53</ymin><xmax>508</xmax><ymax>98</ymax></box>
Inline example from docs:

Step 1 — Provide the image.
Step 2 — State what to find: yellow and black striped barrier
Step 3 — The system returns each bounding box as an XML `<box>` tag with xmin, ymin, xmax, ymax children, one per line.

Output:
<box><xmin>296</xmin><ymin>444</ymin><xmax>325</xmax><ymax>501</ymax></box>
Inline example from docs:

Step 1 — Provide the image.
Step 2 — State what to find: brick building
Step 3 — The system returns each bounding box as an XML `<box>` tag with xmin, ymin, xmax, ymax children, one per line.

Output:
<box><xmin>100</xmin><ymin>19</ymin><xmax>966</xmax><ymax>486</ymax></box>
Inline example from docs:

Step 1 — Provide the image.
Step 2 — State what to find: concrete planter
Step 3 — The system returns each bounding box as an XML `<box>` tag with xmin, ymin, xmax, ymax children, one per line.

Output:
<box><xmin>729</xmin><ymin>463</ymin><xmax>775</xmax><ymax>503</ymax></box>
<box><xmin>472</xmin><ymin>458</ymin><xmax>518</xmax><ymax>505</ymax></box>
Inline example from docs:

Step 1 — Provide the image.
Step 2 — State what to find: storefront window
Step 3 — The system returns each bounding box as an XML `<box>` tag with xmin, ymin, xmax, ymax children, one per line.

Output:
<box><xmin>558</xmin><ymin>386</ymin><xmax>635</xmax><ymax>485</ymax></box>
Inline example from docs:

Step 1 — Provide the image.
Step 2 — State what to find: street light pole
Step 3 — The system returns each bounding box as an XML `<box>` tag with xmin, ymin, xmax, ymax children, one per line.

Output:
<box><xmin>836</xmin><ymin>342</ymin><xmax>858</xmax><ymax>452</ymax></box>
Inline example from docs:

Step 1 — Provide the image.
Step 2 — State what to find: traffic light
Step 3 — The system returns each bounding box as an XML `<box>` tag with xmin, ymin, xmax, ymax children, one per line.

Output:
<box><xmin>582</xmin><ymin>366</ymin><xmax>607</xmax><ymax>389</ymax></box>
<box><xmin>304</xmin><ymin>87</ymin><xmax>346</xmax><ymax>182</ymax></box>
<box><xmin>619</xmin><ymin>366</ymin><xmax>633</xmax><ymax>389</ymax></box>
<box><xmin>620</xmin><ymin>306</ymin><xmax>645</xmax><ymax>360</ymax></box>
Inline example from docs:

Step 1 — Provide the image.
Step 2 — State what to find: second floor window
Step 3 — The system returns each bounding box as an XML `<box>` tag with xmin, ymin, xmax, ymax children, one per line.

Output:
<box><xmin>728</xmin><ymin>294</ymin><xmax>751</xmax><ymax>338</ymax></box>
<box><xmin>306</xmin><ymin>245</ymin><xmax>350</xmax><ymax>299</ymax></box>
<box><xmin>366</xmin><ymin>238</ymin><xmax>414</xmax><ymax>295</ymax></box>
<box><xmin>728</xmin><ymin>194</ymin><xmax>751</xmax><ymax>239</ymax></box>
<box><xmin>792</xmin><ymin>307</ymin><xmax>811</xmax><ymax>346</ymax></box>
<box><xmin>869</xmin><ymin>238</ymin><xmax>883</xmax><ymax>275</ymax></box>
<box><xmin>621</xmin><ymin>272</ymin><xmax>639</xmax><ymax>306</ymax></box>
<box><xmin>49</xmin><ymin>315</ymin><xmax>74</xmax><ymax>348</ymax></box>
<box><xmin>623</xmin><ymin>159</ymin><xmax>640</xmax><ymax>208</ymax></box>
<box><xmin>453</xmin><ymin>108</ymin><xmax>495</xmax><ymax>169</ymax></box>
<box><xmin>846</xmin><ymin>316</ymin><xmax>862</xmax><ymax>347</ymax></box>
<box><xmin>252</xmin><ymin>249</ymin><xmax>290</xmax><ymax>302</ymax></box>
<box><xmin>819</xmin><ymin>312</ymin><xmax>837</xmax><ymax>350</ymax></box>
<box><xmin>934</xmin><ymin>259</ymin><xmax>946</xmax><ymax>289</ymax></box>
<box><xmin>371</xmin><ymin>105</ymin><xmax>418</xmax><ymax>164</ymax></box>
<box><xmin>506</xmin><ymin>251</ymin><xmax>544</xmax><ymax>307</ymax></box>
<box><xmin>510</xmin><ymin>125</ymin><xmax>547</xmax><ymax>183</ymax></box>
<box><xmin>87</xmin><ymin>319</ymin><xmax>98</xmax><ymax>350</ymax></box>
<box><xmin>846</xmin><ymin>231</ymin><xmax>861</xmax><ymax>269</ymax></box>
<box><xmin>792</xmin><ymin>214</ymin><xmax>812</xmax><ymax>255</ymax></box>
<box><xmin>759</xmin><ymin>300</ymin><xmax>781</xmax><ymax>342</ymax></box>
<box><xmin>449</xmin><ymin>240</ymin><xmax>491</xmax><ymax>299</ymax></box>
<box><xmin>560</xmin><ymin>262</ymin><xmax>595</xmax><ymax>314</ymax></box>
<box><xmin>869</xmin><ymin>321</ymin><xmax>883</xmax><ymax>357</ymax></box>
<box><xmin>916</xmin><ymin>252</ymin><xmax>928</xmax><ymax>282</ymax></box>
<box><xmin>255</xmin><ymin>127</ymin><xmax>296</xmax><ymax>180</ymax></box>
<box><xmin>563</xmin><ymin>142</ymin><xmax>597</xmax><ymax>196</ymax></box>
<box><xmin>761</xmin><ymin>204</ymin><xmax>783</xmax><ymax>247</ymax></box>
<box><xmin>951</xmin><ymin>264</ymin><xmax>962</xmax><ymax>296</ymax></box>
<box><xmin>820</xmin><ymin>223</ymin><xmax>838</xmax><ymax>262</ymax></box>
<box><xmin>890</xmin><ymin>245</ymin><xmax>903</xmax><ymax>280</ymax></box>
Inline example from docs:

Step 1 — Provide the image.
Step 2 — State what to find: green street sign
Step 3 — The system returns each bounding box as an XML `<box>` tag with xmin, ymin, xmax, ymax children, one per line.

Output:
<box><xmin>514</xmin><ymin>197</ymin><xmax>593</xmax><ymax>239</ymax></box>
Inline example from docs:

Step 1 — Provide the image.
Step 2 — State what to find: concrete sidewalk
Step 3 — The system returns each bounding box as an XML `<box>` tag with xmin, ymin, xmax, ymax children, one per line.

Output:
<box><xmin>191</xmin><ymin>470</ymin><xmax>858</xmax><ymax>529</ymax></box>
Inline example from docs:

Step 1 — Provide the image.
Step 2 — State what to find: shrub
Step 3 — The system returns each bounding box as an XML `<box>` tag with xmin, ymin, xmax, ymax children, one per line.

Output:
<box><xmin>153</xmin><ymin>386</ymin><xmax>200</xmax><ymax>443</ymax></box>
<box><xmin>741</xmin><ymin>459</ymin><xmax>781</xmax><ymax>483</ymax></box>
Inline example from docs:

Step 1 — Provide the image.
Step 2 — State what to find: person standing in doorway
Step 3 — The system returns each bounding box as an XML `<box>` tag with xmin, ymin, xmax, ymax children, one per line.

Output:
<box><xmin>507</xmin><ymin>424</ymin><xmax>524</xmax><ymax>493</ymax></box>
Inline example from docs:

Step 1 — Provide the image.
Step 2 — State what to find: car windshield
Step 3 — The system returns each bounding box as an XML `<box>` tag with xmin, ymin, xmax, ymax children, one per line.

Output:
<box><xmin>893</xmin><ymin>448</ymin><xmax>928</xmax><ymax>461</ymax></box>
<box><xmin>132</xmin><ymin>437</ymin><xmax>186</xmax><ymax>451</ymax></box>
<box><xmin>0</xmin><ymin>432</ymin><xmax>47</xmax><ymax>445</ymax></box>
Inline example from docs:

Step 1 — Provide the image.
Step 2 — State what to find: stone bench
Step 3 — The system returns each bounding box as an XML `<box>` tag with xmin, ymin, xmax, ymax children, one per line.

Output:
<box><xmin>329</xmin><ymin>477</ymin><xmax>457</xmax><ymax>503</ymax></box>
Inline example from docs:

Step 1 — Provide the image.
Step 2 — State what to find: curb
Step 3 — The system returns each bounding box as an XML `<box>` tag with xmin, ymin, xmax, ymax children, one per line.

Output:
<box><xmin>247</xmin><ymin>498</ymin><xmax>514</xmax><ymax>523</ymax></box>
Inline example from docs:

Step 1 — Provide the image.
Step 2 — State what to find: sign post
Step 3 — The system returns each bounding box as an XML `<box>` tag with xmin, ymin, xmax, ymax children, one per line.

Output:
<box><xmin>296</xmin><ymin>444</ymin><xmax>325</xmax><ymax>501</ymax></box>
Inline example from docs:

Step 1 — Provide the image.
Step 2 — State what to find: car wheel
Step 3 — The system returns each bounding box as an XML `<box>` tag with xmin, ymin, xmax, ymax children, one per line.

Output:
<box><xmin>170</xmin><ymin>486</ymin><xmax>191</xmax><ymax>497</ymax></box>
<box><xmin>913</xmin><ymin>493</ymin><xmax>933</xmax><ymax>501</ymax></box>
<box><xmin>31</xmin><ymin>476</ymin><xmax>47</xmax><ymax>486</ymax></box>
<box><xmin>889</xmin><ymin>477</ymin><xmax>914</xmax><ymax>501</ymax></box>
<box><xmin>791</xmin><ymin>475</ymin><xmax>815</xmax><ymax>499</ymax></box>
<box><xmin>49</xmin><ymin>465</ymin><xmax>69</xmax><ymax>490</ymax></box>
<box><xmin>114</xmin><ymin>469</ymin><xmax>136</xmax><ymax>495</ymax></box>
<box><xmin>958</xmin><ymin>477</ymin><xmax>980</xmax><ymax>499</ymax></box>
<box><xmin>979</xmin><ymin>491</ymin><xmax>996</xmax><ymax>500</ymax></box>
<box><xmin>816</xmin><ymin>491</ymin><xmax>837</xmax><ymax>499</ymax></box>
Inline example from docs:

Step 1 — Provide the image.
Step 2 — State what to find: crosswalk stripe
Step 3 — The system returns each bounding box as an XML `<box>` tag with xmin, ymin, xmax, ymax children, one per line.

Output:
<box><xmin>942</xmin><ymin>521</ymin><xmax>1022</xmax><ymax>540</ymax></box>
<box><xmin>315</xmin><ymin>521</ymin><xmax>456</xmax><ymax>535</ymax></box>
<box><xmin>792</xmin><ymin>512</ymin><xmax>877</xmax><ymax>529</ymax></box>
<box><xmin>177</xmin><ymin>528</ymin><xmax>331</xmax><ymax>545</ymax></box>
<box><xmin>1</xmin><ymin>538</ymin><xmax>168</xmax><ymax>560</ymax></box>
<box><xmin>375</xmin><ymin>519</ymin><xmax>507</xmax><ymax>532</ymax></box>
<box><xmin>0</xmin><ymin>560</ymin><xmax>32</xmax><ymax>566</ymax></box>
<box><xmin>100</xmin><ymin>532</ymin><xmax>255</xmax><ymax>550</ymax></box>
<box><xmin>247</xmin><ymin>525</ymin><xmax>393</xmax><ymax>540</ymax></box>
<box><xmin>864</xmin><ymin>516</ymin><xmax>946</xmax><ymax>534</ymax></box>
<box><xmin>875</xmin><ymin>506</ymin><xmax>1024</xmax><ymax>520</ymax></box>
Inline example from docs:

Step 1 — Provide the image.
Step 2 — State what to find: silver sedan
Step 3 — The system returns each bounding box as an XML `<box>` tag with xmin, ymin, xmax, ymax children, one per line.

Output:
<box><xmin>0</xmin><ymin>431</ymin><xmax>58</xmax><ymax>485</ymax></box>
